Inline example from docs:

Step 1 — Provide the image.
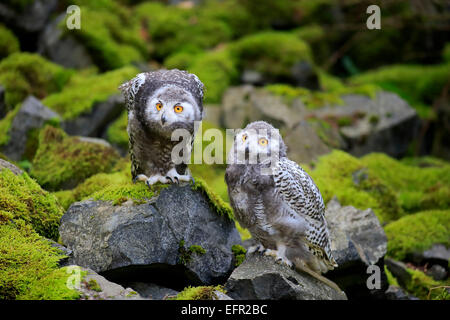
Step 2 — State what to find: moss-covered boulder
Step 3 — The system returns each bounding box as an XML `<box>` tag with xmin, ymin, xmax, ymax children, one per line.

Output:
<box><xmin>59</xmin><ymin>180</ymin><xmax>241</xmax><ymax>290</ymax></box>
<box><xmin>385</xmin><ymin>210</ymin><xmax>450</xmax><ymax>261</ymax></box>
<box><xmin>307</xmin><ymin>150</ymin><xmax>450</xmax><ymax>224</ymax></box>
<box><xmin>0</xmin><ymin>52</ymin><xmax>73</xmax><ymax>112</ymax></box>
<box><xmin>30</xmin><ymin>126</ymin><xmax>120</xmax><ymax>191</ymax></box>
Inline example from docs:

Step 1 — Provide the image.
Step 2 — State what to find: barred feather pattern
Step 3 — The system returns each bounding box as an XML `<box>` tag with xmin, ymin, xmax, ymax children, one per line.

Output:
<box><xmin>273</xmin><ymin>157</ymin><xmax>337</xmax><ymax>268</ymax></box>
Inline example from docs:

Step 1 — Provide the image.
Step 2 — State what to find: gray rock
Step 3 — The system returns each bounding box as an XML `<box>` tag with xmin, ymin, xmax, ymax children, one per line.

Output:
<box><xmin>412</xmin><ymin>244</ymin><xmax>450</xmax><ymax>269</ymax></box>
<box><xmin>426</xmin><ymin>264</ymin><xmax>448</xmax><ymax>281</ymax></box>
<box><xmin>241</xmin><ymin>69</ymin><xmax>264</xmax><ymax>85</ymax></box>
<box><xmin>62</xmin><ymin>95</ymin><xmax>125</xmax><ymax>137</ymax></box>
<box><xmin>45</xmin><ymin>238</ymin><xmax>73</xmax><ymax>267</ymax></box>
<box><xmin>325</xmin><ymin>197</ymin><xmax>388</xmax><ymax>298</ymax></box>
<box><xmin>213</xmin><ymin>290</ymin><xmax>233</xmax><ymax>300</ymax></box>
<box><xmin>0</xmin><ymin>159</ymin><xmax>23</xmax><ymax>176</ymax></box>
<box><xmin>38</xmin><ymin>14</ymin><xmax>94</xmax><ymax>69</ymax></box>
<box><xmin>384</xmin><ymin>258</ymin><xmax>411</xmax><ymax>288</ymax></box>
<box><xmin>124</xmin><ymin>282</ymin><xmax>179</xmax><ymax>300</ymax></box>
<box><xmin>224</xmin><ymin>253</ymin><xmax>347</xmax><ymax>300</ymax></box>
<box><xmin>309</xmin><ymin>91</ymin><xmax>419</xmax><ymax>158</ymax></box>
<box><xmin>76</xmin><ymin>267</ymin><xmax>146</xmax><ymax>300</ymax></box>
<box><xmin>59</xmin><ymin>184</ymin><xmax>242</xmax><ymax>290</ymax></box>
<box><xmin>290</xmin><ymin>61</ymin><xmax>319</xmax><ymax>90</ymax></box>
<box><xmin>0</xmin><ymin>0</ymin><xmax>57</xmax><ymax>34</ymax></box>
<box><xmin>385</xmin><ymin>285</ymin><xmax>419</xmax><ymax>300</ymax></box>
<box><xmin>2</xmin><ymin>96</ymin><xmax>61</xmax><ymax>161</ymax></box>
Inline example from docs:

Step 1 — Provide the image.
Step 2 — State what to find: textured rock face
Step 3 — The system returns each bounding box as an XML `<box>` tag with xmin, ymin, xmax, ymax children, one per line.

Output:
<box><xmin>324</xmin><ymin>197</ymin><xmax>388</xmax><ymax>298</ymax></box>
<box><xmin>59</xmin><ymin>185</ymin><xmax>242</xmax><ymax>290</ymax></box>
<box><xmin>62</xmin><ymin>95</ymin><xmax>125</xmax><ymax>137</ymax></box>
<box><xmin>0</xmin><ymin>159</ymin><xmax>23</xmax><ymax>176</ymax></box>
<box><xmin>225</xmin><ymin>254</ymin><xmax>347</xmax><ymax>300</ymax></box>
<box><xmin>2</xmin><ymin>95</ymin><xmax>60</xmax><ymax>161</ymax></box>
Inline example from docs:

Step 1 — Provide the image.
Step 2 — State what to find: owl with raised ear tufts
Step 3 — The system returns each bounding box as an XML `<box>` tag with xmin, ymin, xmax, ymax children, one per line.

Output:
<box><xmin>225</xmin><ymin>121</ymin><xmax>341</xmax><ymax>291</ymax></box>
<box><xmin>119</xmin><ymin>69</ymin><xmax>204</xmax><ymax>186</ymax></box>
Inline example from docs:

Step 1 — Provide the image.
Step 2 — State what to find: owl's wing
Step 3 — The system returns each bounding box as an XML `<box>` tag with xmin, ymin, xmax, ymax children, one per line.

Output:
<box><xmin>118</xmin><ymin>73</ymin><xmax>147</xmax><ymax>111</ymax></box>
<box><xmin>273</xmin><ymin>157</ymin><xmax>337</xmax><ymax>268</ymax></box>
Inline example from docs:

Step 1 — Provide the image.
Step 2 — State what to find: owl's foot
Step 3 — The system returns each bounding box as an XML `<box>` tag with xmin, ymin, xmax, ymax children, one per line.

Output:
<box><xmin>266</xmin><ymin>244</ymin><xmax>294</xmax><ymax>268</ymax></box>
<box><xmin>165</xmin><ymin>168</ymin><xmax>192</xmax><ymax>184</ymax></box>
<box><xmin>247</xmin><ymin>244</ymin><xmax>266</xmax><ymax>255</ymax></box>
<box><xmin>134</xmin><ymin>174</ymin><xmax>171</xmax><ymax>187</ymax></box>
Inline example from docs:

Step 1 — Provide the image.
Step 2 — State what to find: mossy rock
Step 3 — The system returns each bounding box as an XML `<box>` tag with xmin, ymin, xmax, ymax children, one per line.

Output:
<box><xmin>0</xmin><ymin>24</ymin><xmax>20</xmax><ymax>60</ymax></box>
<box><xmin>106</xmin><ymin>110</ymin><xmax>128</xmax><ymax>150</ymax></box>
<box><xmin>0</xmin><ymin>167</ymin><xmax>63</xmax><ymax>240</ymax></box>
<box><xmin>30</xmin><ymin>126</ymin><xmax>120</xmax><ymax>191</ymax></box>
<box><xmin>0</xmin><ymin>221</ymin><xmax>81</xmax><ymax>300</ymax></box>
<box><xmin>307</xmin><ymin>150</ymin><xmax>450</xmax><ymax>224</ymax></box>
<box><xmin>229</xmin><ymin>31</ymin><xmax>313</xmax><ymax>83</ymax></box>
<box><xmin>172</xmin><ymin>285</ymin><xmax>226</xmax><ymax>300</ymax></box>
<box><xmin>42</xmin><ymin>65</ymin><xmax>138</xmax><ymax>120</ymax></box>
<box><xmin>350</xmin><ymin>63</ymin><xmax>450</xmax><ymax>118</ymax></box>
<box><xmin>60</xmin><ymin>0</ymin><xmax>148</xmax><ymax>70</ymax></box>
<box><xmin>385</xmin><ymin>209</ymin><xmax>450</xmax><ymax>261</ymax></box>
<box><xmin>0</xmin><ymin>53</ymin><xmax>73</xmax><ymax>111</ymax></box>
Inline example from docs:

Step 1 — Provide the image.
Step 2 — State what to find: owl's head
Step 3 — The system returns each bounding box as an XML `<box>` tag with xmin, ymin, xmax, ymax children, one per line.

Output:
<box><xmin>119</xmin><ymin>69</ymin><xmax>204</xmax><ymax>137</ymax></box>
<box><xmin>144</xmin><ymin>85</ymin><xmax>202</xmax><ymax>135</ymax></box>
<box><xmin>228</xmin><ymin>121</ymin><xmax>287</xmax><ymax>165</ymax></box>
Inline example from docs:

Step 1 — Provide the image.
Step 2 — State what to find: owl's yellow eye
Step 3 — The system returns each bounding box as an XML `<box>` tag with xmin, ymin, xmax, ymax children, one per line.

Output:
<box><xmin>156</xmin><ymin>102</ymin><xmax>162</xmax><ymax>111</ymax></box>
<box><xmin>259</xmin><ymin>138</ymin><xmax>268</xmax><ymax>146</ymax></box>
<box><xmin>174</xmin><ymin>105</ymin><xmax>183</xmax><ymax>113</ymax></box>
<box><xmin>242</xmin><ymin>134</ymin><xmax>247</xmax><ymax>142</ymax></box>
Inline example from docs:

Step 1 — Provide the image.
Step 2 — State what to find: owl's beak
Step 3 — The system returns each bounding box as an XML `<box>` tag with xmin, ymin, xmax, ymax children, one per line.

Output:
<box><xmin>161</xmin><ymin>114</ymin><xmax>167</xmax><ymax>125</ymax></box>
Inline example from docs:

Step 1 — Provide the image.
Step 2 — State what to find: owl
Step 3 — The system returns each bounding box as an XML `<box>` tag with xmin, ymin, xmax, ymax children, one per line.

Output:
<box><xmin>119</xmin><ymin>69</ymin><xmax>204</xmax><ymax>185</ymax></box>
<box><xmin>225</xmin><ymin>121</ymin><xmax>339</xmax><ymax>289</ymax></box>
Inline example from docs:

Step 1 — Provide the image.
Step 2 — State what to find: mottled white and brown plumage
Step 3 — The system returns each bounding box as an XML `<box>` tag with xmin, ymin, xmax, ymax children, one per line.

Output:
<box><xmin>225</xmin><ymin>121</ymin><xmax>339</xmax><ymax>289</ymax></box>
<box><xmin>119</xmin><ymin>69</ymin><xmax>204</xmax><ymax>185</ymax></box>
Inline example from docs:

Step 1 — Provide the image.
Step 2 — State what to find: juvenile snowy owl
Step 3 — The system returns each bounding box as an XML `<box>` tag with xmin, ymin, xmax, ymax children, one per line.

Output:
<box><xmin>225</xmin><ymin>121</ymin><xmax>339</xmax><ymax>289</ymax></box>
<box><xmin>119</xmin><ymin>69</ymin><xmax>204</xmax><ymax>185</ymax></box>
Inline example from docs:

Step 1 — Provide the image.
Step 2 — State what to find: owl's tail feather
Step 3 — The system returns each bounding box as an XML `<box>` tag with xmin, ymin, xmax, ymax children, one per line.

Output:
<box><xmin>293</xmin><ymin>258</ymin><xmax>343</xmax><ymax>293</ymax></box>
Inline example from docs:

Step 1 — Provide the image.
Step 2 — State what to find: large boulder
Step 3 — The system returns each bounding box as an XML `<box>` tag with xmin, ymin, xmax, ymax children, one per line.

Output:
<box><xmin>224</xmin><ymin>253</ymin><xmax>347</xmax><ymax>300</ymax></box>
<box><xmin>1</xmin><ymin>95</ymin><xmax>60</xmax><ymax>161</ymax></box>
<box><xmin>325</xmin><ymin>197</ymin><xmax>389</xmax><ymax>299</ymax></box>
<box><xmin>309</xmin><ymin>91</ymin><xmax>419</xmax><ymax>158</ymax></box>
<box><xmin>59</xmin><ymin>184</ymin><xmax>242</xmax><ymax>291</ymax></box>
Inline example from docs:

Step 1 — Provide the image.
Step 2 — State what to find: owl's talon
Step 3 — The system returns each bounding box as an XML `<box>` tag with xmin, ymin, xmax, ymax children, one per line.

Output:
<box><xmin>166</xmin><ymin>176</ymin><xmax>173</xmax><ymax>183</ymax></box>
<box><xmin>190</xmin><ymin>176</ymin><xmax>195</xmax><ymax>185</ymax></box>
<box><xmin>247</xmin><ymin>244</ymin><xmax>265</xmax><ymax>255</ymax></box>
<box><xmin>174</xmin><ymin>177</ymin><xmax>179</xmax><ymax>184</ymax></box>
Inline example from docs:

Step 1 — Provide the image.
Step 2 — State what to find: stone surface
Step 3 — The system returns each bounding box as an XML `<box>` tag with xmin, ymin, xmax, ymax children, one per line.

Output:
<box><xmin>76</xmin><ymin>267</ymin><xmax>146</xmax><ymax>300</ymax></box>
<box><xmin>224</xmin><ymin>253</ymin><xmax>347</xmax><ymax>300</ymax></box>
<box><xmin>412</xmin><ymin>244</ymin><xmax>450</xmax><ymax>269</ymax></box>
<box><xmin>384</xmin><ymin>258</ymin><xmax>411</xmax><ymax>289</ymax></box>
<box><xmin>325</xmin><ymin>197</ymin><xmax>388</xmax><ymax>298</ymax></box>
<box><xmin>0</xmin><ymin>0</ymin><xmax>57</xmax><ymax>34</ymax></box>
<box><xmin>425</xmin><ymin>264</ymin><xmax>448</xmax><ymax>281</ymax></box>
<box><xmin>124</xmin><ymin>282</ymin><xmax>179</xmax><ymax>300</ymax></box>
<box><xmin>384</xmin><ymin>285</ymin><xmax>419</xmax><ymax>300</ymax></box>
<box><xmin>38</xmin><ymin>14</ymin><xmax>94</xmax><ymax>69</ymax></box>
<box><xmin>2</xmin><ymin>95</ymin><xmax>61</xmax><ymax>161</ymax></box>
<box><xmin>62</xmin><ymin>95</ymin><xmax>125</xmax><ymax>137</ymax></box>
<box><xmin>0</xmin><ymin>159</ymin><xmax>23</xmax><ymax>176</ymax></box>
<box><xmin>310</xmin><ymin>91</ymin><xmax>419</xmax><ymax>158</ymax></box>
<box><xmin>59</xmin><ymin>184</ymin><xmax>242</xmax><ymax>290</ymax></box>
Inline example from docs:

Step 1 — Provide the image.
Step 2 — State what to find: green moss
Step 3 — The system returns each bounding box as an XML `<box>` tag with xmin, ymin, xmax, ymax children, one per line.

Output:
<box><xmin>0</xmin><ymin>103</ymin><xmax>21</xmax><ymax>147</ymax></box>
<box><xmin>0</xmin><ymin>53</ymin><xmax>73</xmax><ymax>111</ymax></box>
<box><xmin>265</xmin><ymin>82</ymin><xmax>379</xmax><ymax>109</ymax></box>
<box><xmin>106</xmin><ymin>111</ymin><xmax>128</xmax><ymax>150</ymax></box>
<box><xmin>231</xmin><ymin>244</ymin><xmax>246</xmax><ymax>267</ymax></box>
<box><xmin>361</xmin><ymin>153</ymin><xmax>450</xmax><ymax>213</ymax></box>
<box><xmin>85</xmin><ymin>279</ymin><xmax>102</xmax><ymax>293</ymax></box>
<box><xmin>188</xmin><ymin>48</ymin><xmax>238</xmax><ymax>103</ymax></box>
<box><xmin>135</xmin><ymin>2</ymin><xmax>232</xmax><ymax>61</ymax></box>
<box><xmin>191</xmin><ymin>177</ymin><xmax>234</xmax><ymax>221</ymax></box>
<box><xmin>350</xmin><ymin>63</ymin><xmax>450</xmax><ymax>116</ymax></box>
<box><xmin>405</xmin><ymin>268</ymin><xmax>449</xmax><ymax>300</ymax></box>
<box><xmin>177</xmin><ymin>240</ymin><xmax>206</xmax><ymax>266</ymax></box>
<box><xmin>385</xmin><ymin>210</ymin><xmax>450</xmax><ymax>261</ymax></box>
<box><xmin>61</xmin><ymin>0</ymin><xmax>147</xmax><ymax>70</ymax></box>
<box><xmin>30</xmin><ymin>126</ymin><xmax>120</xmax><ymax>191</ymax></box>
<box><xmin>0</xmin><ymin>222</ymin><xmax>79</xmax><ymax>300</ymax></box>
<box><xmin>384</xmin><ymin>265</ymin><xmax>399</xmax><ymax>287</ymax></box>
<box><xmin>443</xmin><ymin>43</ymin><xmax>450</xmax><ymax>62</ymax></box>
<box><xmin>172</xmin><ymin>285</ymin><xmax>226</xmax><ymax>300</ymax></box>
<box><xmin>0</xmin><ymin>24</ymin><xmax>19</xmax><ymax>59</ymax></box>
<box><xmin>43</xmin><ymin>66</ymin><xmax>138</xmax><ymax>120</ymax></box>
<box><xmin>230</xmin><ymin>31</ymin><xmax>312</xmax><ymax>82</ymax></box>
<box><xmin>307</xmin><ymin>150</ymin><xmax>402</xmax><ymax>224</ymax></box>
<box><xmin>0</xmin><ymin>168</ymin><xmax>63</xmax><ymax>240</ymax></box>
